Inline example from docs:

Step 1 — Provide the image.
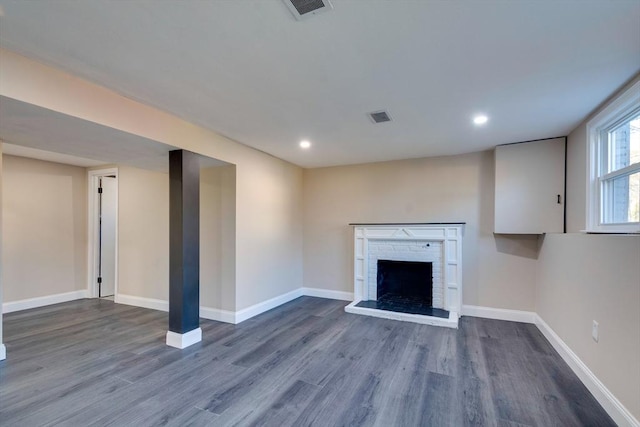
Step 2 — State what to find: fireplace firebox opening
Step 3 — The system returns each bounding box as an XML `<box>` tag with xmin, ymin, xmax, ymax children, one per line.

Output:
<box><xmin>377</xmin><ymin>259</ymin><xmax>432</xmax><ymax>306</ymax></box>
<box><xmin>355</xmin><ymin>258</ymin><xmax>449</xmax><ymax>318</ymax></box>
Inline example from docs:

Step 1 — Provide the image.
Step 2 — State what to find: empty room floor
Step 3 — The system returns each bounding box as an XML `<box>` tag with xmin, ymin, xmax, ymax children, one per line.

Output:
<box><xmin>0</xmin><ymin>297</ymin><xmax>614</xmax><ymax>426</ymax></box>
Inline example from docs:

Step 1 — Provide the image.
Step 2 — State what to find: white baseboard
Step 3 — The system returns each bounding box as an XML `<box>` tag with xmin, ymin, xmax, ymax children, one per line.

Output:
<box><xmin>302</xmin><ymin>287</ymin><xmax>353</xmax><ymax>301</ymax></box>
<box><xmin>462</xmin><ymin>304</ymin><xmax>536</xmax><ymax>324</ymax></box>
<box><xmin>200</xmin><ymin>306</ymin><xmax>236</xmax><ymax>324</ymax></box>
<box><xmin>0</xmin><ymin>344</ymin><xmax>6</xmax><ymax>361</ymax></box>
<box><xmin>115</xmin><ymin>294</ymin><xmax>168</xmax><ymax>312</ymax></box>
<box><xmin>116</xmin><ymin>287</ymin><xmax>353</xmax><ymax>325</ymax></box>
<box><xmin>166</xmin><ymin>327</ymin><xmax>202</xmax><ymax>349</ymax></box>
<box><xmin>2</xmin><ymin>290</ymin><xmax>88</xmax><ymax>314</ymax></box>
<box><xmin>117</xmin><ymin>291</ymin><xmax>305</xmax><ymax>325</ymax></box>
<box><xmin>116</xmin><ymin>294</ymin><xmax>237</xmax><ymax>324</ymax></box>
<box><xmin>535</xmin><ymin>315</ymin><xmax>639</xmax><ymax>427</ymax></box>
<box><xmin>235</xmin><ymin>288</ymin><xmax>304</xmax><ymax>323</ymax></box>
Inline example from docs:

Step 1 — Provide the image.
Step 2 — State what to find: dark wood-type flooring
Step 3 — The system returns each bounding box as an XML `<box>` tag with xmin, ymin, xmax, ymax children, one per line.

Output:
<box><xmin>0</xmin><ymin>297</ymin><xmax>615</xmax><ymax>426</ymax></box>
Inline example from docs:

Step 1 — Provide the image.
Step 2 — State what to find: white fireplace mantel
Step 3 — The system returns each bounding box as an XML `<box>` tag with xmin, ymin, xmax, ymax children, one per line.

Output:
<box><xmin>345</xmin><ymin>223</ymin><xmax>464</xmax><ymax>328</ymax></box>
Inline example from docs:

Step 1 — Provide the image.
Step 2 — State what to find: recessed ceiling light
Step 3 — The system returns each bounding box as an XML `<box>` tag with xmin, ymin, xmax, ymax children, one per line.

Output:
<box><xmin>299</xmin><ymin>140</ymin><xmax>311</xmax><ymax>149</ymax></box>
<box><xmin>473</xmin><ymin>115</ymin><xmax>489</xmax><ymax>125</ymax></box>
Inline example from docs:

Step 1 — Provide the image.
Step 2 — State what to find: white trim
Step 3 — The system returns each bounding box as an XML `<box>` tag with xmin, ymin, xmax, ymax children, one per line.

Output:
<box><xmin>586</xmin><ymin>80</ymin><xmax>640</xmax><ymax>233</ymax></box>
<box><xmin>302</xmin><ymin>287</ymin><xmax>353</xmax><ymax>301</ymax></box>
<box><xmin>200</xmin><ymin>306</ymin><xmax>236</xmax><ymax>324</ymax></box>
<box><xmin>115</xmin><ymin>290</ymin><xmax>307</xmax><ymax>324</ymax></box>
<box><xmin>461</xmin><ymin>304</ymin><xmax>536</xmax><ymax>324</ymax></box>
<box><xmin>116</xmin><ymin>293</ymin><xmax>235</xmax><ymax>323</ymax></box>
<box><xmin>345</xmin><ymin>300</ymin><xmax>458</xmax><ymax>328</ymax></box>
<box><xmin>535</xmin><ymin>315</ymin><xmax>639</xmax><ymax>427</ymax></box>
<box><xmin>87</xmin><ymin>168</ymin><xmax>119</xmax><ymax>298</ymax></box>
<box><xmin>235</xmin><ymin>288</ymin><xmax>304</xmax><ymax>323</ymax></box>
<box><xmin>2</xmin><ymin>290</ymin><xmax>88</xmax><ymax>313</ymax></box>
<box><xmin>166</xmin><ymin>327</ymin><xmax>202</xmax><ymax>349</ymax></box>
<box><xmin>0</xmin><ymin>344</ymin><xmax>6</xmax><ymax>361</ymax></box>
<box><xmin>115</xmin><ymin>293</ymin><xmax>168</xmax><ymax>312</ymax></box>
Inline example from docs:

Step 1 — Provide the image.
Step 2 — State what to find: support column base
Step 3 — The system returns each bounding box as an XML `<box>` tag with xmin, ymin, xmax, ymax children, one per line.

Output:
<box><xmin>166</xmin><ymin>327</ymin><xmax>202</xmax><ymax>349</ymax></box>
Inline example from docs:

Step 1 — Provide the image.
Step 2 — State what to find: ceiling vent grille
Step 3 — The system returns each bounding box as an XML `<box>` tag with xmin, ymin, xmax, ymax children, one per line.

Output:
<box><xmin>369</xmin><ymin>110</ymin><xmax>392</xmax><ymax>124</ymax></box>
<box><xmin>283</xmin><ymin>0</ymin><xmax>333</xmax><ymax>20</ymax></box>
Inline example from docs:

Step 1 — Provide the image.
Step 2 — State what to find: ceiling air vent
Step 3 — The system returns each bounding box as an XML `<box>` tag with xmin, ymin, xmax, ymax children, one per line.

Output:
<box><xmin>369</xmin><ymin>110</ymin><xmax>392</xmax><ymax>124</ymax></box>
<box><xmin>283</xmin><ymin>0</ymin><xmax>333</xmax><ymax>20</ymax></box>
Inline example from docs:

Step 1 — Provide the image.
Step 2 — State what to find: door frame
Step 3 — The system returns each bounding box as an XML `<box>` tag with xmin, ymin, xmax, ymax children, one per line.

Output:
<box><xmin>87</xmin><ymin>167</ymin><xmax>119</xmax><ymax>299</ymax></box>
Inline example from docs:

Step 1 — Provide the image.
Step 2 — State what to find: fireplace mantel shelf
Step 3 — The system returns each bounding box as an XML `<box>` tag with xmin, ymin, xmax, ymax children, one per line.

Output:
<box><xmin>349</xmin><ymin>222</ymin><xmax>466</xmax><ymax>226</ymax></box>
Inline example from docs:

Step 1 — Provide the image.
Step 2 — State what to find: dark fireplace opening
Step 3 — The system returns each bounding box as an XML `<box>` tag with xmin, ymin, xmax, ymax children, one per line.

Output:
<box><xmin>377</xmin><ymin>259</ymin><xmax>433</xmax><ymax>307</ymax></box>
<box><xmin>355</xmin><ymin>259</ymin><xmax>449</xmax><ymax>319</ymax></box>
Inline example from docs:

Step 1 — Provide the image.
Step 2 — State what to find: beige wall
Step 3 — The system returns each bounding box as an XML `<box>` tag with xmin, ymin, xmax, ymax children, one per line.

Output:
<box><xmin>117</xmin><ymin>163</ymin><xmax>240</xmax><ymax>312</ymax></box>
<box><xmin>117</xmin><ymin>165</ymin><xmax>169</xmax><ymax>301</ymax></box>
<box><xmin>536</xmin><ymin>234</ymin><xmax>640</xmax><ymax>418</ymax></box>
<box><xmin>235</xmin><ymin>150</ymin><xmax>303</xmax><ymax>309</ymax></box>
<box><xmin>565</xmin><ymin>123</ymin><xmax>587</xmax><ymax>233</ymax></box>
<box><xmin>105</xmin><ymin>159</ymin><xmax>297</xmax><ymax>313</ymax></box>
<box><xmin>0</xmin><ymin>48</ymin><xmax>304</xmax><ymax>312</ymax></box>
<box><xmin>201</xmin><ymin>165</ymin><xmax>236</xmax><ymax>311</ymax></box>
<box><xmin>536</xmin><ymin>74</ymin><xmax>640</xmax><ymax>421</ymax></box>
<box><xmin>303</xmin><ymin>151</ymin><xmax>539</xmax><ymax>311</ymax></box>
<box><xmin>1</xmin><ymin>155</ymin><xmax>87</xmax><ymax>302</ymax></box>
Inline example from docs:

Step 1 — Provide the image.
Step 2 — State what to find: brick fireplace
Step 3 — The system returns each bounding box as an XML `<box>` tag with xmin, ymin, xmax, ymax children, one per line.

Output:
<box><xmin>345</xmin><ymin>223</ymin><xmax>464</xmax><ymax>328</ymax></box>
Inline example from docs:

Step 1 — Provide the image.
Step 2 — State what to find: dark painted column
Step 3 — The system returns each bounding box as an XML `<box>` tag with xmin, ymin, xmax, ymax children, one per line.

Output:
<box><xmin>169</xmin><ymin>150</ymin><xmax>200</xmax><ymax>335</ymax></box>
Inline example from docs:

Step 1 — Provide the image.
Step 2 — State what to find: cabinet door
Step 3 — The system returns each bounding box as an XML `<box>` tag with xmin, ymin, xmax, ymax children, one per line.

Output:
<box><xmin>494</xmin><ymin>138</ymin><xmax>565</xmax><ymax>234</ymax></box>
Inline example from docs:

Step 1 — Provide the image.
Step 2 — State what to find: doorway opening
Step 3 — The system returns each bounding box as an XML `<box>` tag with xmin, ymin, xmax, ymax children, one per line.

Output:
<box><xmin>88</xmin><ymin>168</ymin><xmax>118</xmax><ymax>299</ymax></box>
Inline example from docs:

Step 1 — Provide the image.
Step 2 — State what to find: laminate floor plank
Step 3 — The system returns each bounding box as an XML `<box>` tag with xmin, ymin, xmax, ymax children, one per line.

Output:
<box><xmin>373</xmin><ymin>339</ymin><xmax>429</xmax><ymax>427</ymax></box>
<box><xmin>0</xmin><ymin>349</ymin><xmax>139</xmax><ymax>401</ymax></box>
<box><xmin>419</xmin><ymin>371</ymin><xmax>456</xmax><ymax>426</ymax></box>
<box><xmin>6</xmin><ymin>375</ymin><xmax>131</xmax><ymax>426</ymax></box>
<box><xmin>539</xmin><ymin>355</ymin><xmax>617</xmax><ymax>426</ymax></box>
<box><xmin>0</xmin><ymin>297</ymin><xmax>616</xmax><ymax>427</ymax></box>
<box><xmin>102</xmin><ymin>364</ymin><xmax>246</xmax><ymax>426</ymax></box>
<box><xmin>54</xmin><ymin>357</ymin><xmax>228</xmax><ymax>426</ymax></box>
<box><xmin>165</xmin><ymin>406</ymin><xmax>221</xmax><ymax>427</ymax></box>
<box><xmin>244</xmin><ymin>380</ymin><xmax>321</xmax><ymax>427</ymax></box>
<box><xmin>200</xmin><ymin>312</ymin><xmax>356</xmax><ymax>417</ymax></box>
<box><xmin>337</xmin><ymin>324</ymin><xmax>412</xmax><ymax>421</ymax></box>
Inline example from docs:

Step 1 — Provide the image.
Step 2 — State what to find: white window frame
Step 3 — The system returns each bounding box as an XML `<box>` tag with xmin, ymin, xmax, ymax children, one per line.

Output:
<box><xmin>586</xmin><ymin>79</ymin><xmax>640</xmax><ymax>233</ymax></box>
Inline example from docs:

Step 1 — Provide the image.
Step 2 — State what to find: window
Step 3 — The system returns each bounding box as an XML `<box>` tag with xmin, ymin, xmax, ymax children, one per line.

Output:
<box><xmin>587</xmin><ymin>80</ymin><xmax>640</xmax><ymax>233</ymax></box>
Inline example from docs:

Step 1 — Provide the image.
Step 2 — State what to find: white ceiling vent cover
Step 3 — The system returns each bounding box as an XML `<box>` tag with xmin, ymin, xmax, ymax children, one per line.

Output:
<box><xmin>283</xmin><ymin>0</ymin><xmax>333</xmax><ymax>20</ymax></box>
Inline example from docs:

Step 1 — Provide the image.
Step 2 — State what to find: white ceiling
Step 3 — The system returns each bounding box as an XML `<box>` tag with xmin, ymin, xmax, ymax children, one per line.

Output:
<box><xmin>0</xmin><ymin>97</ymin><xmax>227</xmax><ymax>172</ymax></box>
<box><xmin>1</xmin><ymin>143</ymin><xmax>106</xmax><ymax>168</ymax></box>
<box><xmin>0</xmin><ymin>0</ymin><xmax>639</xmax><ymax>168</ymax></box>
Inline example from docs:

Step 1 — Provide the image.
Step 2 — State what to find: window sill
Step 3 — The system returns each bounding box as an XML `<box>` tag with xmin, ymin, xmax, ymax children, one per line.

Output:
<box><xmin>581</xmin><ymin>230</ymin><xmax>640</xmax><ymax>235</ymax></box>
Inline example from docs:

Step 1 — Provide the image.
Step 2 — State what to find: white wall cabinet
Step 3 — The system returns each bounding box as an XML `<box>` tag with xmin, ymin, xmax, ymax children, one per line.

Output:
<box><xmin>494</xmin><ymin>137</ymin><xmax>566</xmax><ymax>234</ymax></box>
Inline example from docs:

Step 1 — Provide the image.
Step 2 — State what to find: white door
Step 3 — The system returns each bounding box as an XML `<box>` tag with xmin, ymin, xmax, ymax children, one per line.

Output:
<box><xmin>99</xmin><ymin>176</ymin><xmax>117</xmax><ymax>297</ymax></box>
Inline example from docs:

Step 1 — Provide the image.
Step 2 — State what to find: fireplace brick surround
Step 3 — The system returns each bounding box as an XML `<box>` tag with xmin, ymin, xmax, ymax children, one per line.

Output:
<box><xmin>346</xmin><ymin>223</ymin><xmax>464</xmax><ymax>328</ymax></box>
